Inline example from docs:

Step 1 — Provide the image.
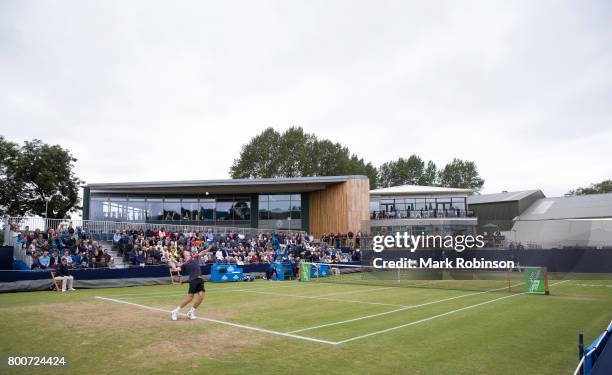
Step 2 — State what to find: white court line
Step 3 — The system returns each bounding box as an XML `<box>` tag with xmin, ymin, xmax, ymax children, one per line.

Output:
<box><xmin>235</xmin><ymin>289</ymin><xmax>408</xmax><ymax>308</ymax></box>
<box><xmin>287</xmin><ymin>283</ymin><xmax>526</xmax><ymax>334</ymax></box>
<box><xmin>574</xmin><ymin>283</ymin><xmax>612</xmax><ymax>288</ymax></box>
<box><xmin>288</xmin><ymin>290</ymin><xmax>491</xmax><ymax>333</ymax></box>
<box><xmin>333</xmin><ymin>279</ymin><xmax>571</xmax><ymax>344</ymax></box>
<box><xmin>411</xmin><ymin>280</ymin><xmax>447</xmax><ymax>287</ymax></box>
<box><xmin>334</xmin><ymin>293</ymin><xmax>525</xmax><ymax>344</ymax></box>
<box><xmin>95</xmin><ymin>280</ymin><xmax>572</xmax><ymax>346</ymax></box>
<box><xmin>94</xmin><ymin>296</ymin><xmax>339</xmax><ymax>345</ymax></box>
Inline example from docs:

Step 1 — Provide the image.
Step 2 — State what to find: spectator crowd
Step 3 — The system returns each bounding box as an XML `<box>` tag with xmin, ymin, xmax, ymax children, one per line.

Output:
<box><xmin>113</xmin><ymin>227</ymin><xmax>360</xmax><ymax>267</ymax></box>
<box><xmin>7</xmin><ymin>223</ymin><xmax>114</xmax><ymax>270</ymax></box>
<box><xmin>4</xmin><ymin>222</ymin><xmax>363</xmax><ymax>271</ymax></box>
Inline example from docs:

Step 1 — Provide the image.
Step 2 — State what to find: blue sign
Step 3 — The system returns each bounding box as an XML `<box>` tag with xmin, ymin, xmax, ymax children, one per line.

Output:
<box><xmin>211</xmin><ymin>263</ymin><xmax>244</xmax><ymax>283</ymax></box>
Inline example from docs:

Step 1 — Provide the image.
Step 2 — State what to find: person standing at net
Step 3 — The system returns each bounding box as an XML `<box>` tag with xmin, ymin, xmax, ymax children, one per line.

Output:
<box><xmin>171</xmin><ymin>249</ymin><xmax>205</xmax><ymax>321</ymax></box>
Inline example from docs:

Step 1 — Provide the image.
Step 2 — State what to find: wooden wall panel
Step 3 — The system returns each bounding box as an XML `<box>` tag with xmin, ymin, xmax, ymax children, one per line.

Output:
<box><xmin>346</xmin><ymin>178</ymin><xmax>370</xmax><ymax>234</ymax></box>
<box><xmin>308</xmin><ymin>177</ymin><xmax>369</xmax><ymax>237</ymax></box>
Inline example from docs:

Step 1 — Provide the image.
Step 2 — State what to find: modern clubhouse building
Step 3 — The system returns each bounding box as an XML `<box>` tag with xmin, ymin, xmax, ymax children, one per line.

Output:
<box><xmin>83</xmin><ymin>176</ymin><xmax>370</xmax><ymax>237</ymax></box>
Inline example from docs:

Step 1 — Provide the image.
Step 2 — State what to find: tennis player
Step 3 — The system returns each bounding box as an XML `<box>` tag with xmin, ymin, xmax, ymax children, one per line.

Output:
<box><xmin>170</xmin><ymin>249</ymin><xmax>205</xmax><ymax>321</ymax></box>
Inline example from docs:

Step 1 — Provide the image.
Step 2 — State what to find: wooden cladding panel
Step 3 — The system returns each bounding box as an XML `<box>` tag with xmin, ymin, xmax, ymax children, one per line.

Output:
<box><xmin>308</xmin><ymin>178</ymin><xmax>369</xmax><ymax>237</ymax></box>
<box><xmin>346</xmin><ymin>178</ymin><xmax>370</xmax><ymax>234</ymax></box>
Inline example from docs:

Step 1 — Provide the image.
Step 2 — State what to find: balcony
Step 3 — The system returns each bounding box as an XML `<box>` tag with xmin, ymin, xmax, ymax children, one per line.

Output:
<box><xmin>370</xmin><ymin>209</ymin><xmax>474</xmax><ymax>220</ymax></box>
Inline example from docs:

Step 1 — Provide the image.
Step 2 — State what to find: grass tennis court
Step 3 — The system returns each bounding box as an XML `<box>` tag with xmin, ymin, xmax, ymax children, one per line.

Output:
<box><xmin>1</xmin><ymin>278</ymin><xmax>612</xmax><ymax>374</ymax></box>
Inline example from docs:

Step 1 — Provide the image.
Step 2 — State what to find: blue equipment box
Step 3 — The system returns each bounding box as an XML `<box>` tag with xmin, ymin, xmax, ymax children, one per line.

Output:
<box><xmin>210</xmin><ymin>264</ymin><xmax>244</xmax><ymax>282</ymax></box>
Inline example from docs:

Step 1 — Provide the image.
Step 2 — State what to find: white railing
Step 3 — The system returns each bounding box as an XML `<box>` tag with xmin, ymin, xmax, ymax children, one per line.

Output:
<box><xmin>2</xmin><ymin>217</ymin><xmax>259</xmax><ymax>237</ymax></box>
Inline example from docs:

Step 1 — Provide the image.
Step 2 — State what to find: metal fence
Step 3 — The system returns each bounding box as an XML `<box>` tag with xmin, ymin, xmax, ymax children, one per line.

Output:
<box><xmin>370</xmin><ymin>209</ymin><xmax>475</xmax><ymax>220</ymax></box>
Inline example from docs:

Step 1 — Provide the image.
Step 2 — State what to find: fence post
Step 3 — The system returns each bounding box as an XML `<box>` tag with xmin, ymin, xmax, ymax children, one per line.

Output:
<box><xmin>578</xmin><ymin>333</ymin><xmax>584</xmax><ymax>375</ymax></box>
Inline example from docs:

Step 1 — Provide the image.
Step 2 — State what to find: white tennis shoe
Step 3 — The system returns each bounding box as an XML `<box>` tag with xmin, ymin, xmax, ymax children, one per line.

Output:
<box><xmin>171</xmin><ymin>308</ymin><xmax>179</xmax><ymax>321</ymax></box>
<box><xmin>187</xmin><ymin>308</ymin><xmax>196</xmax><ymax>320</ymax></box>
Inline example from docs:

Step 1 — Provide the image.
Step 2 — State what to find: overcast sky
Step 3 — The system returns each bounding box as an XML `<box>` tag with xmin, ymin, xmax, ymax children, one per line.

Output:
<box><xmin>1</xmin><ymin>0</ymin><xmax>611</xmax><ymax>197</ymax></box>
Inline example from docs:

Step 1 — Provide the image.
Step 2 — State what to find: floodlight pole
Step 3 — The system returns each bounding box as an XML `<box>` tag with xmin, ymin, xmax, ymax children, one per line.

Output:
<box><xmin>44</xmin><ymin>191</ymin><xmax>62</xmax><ymax>229</ymax></box>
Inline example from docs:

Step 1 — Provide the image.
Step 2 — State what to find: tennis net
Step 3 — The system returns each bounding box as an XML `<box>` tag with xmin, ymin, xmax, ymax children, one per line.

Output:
<box><xmin>300</xmin><ymin>262</ymin><xmax>534</xmax><ymax>293</ymax></box>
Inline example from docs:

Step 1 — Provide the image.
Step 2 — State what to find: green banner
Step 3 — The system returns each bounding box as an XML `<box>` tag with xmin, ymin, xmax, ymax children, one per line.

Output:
<box><xmin>525</xmin><ymin>267</ymin><xmax>546</xmax><ymax>294</ymax></box>
<box><xmin>300</xmin><ymin>263</ymin><xmax>312</xmax><ymax>282</ymax></box>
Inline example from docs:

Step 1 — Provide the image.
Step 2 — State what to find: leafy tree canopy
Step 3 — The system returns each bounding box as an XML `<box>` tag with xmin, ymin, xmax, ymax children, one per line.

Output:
<box><xmin>569</xmin><ymin>180</ymin><xmax>612</xmax><ymax>195</ymax></box>
<box><xmin>231</xmin><ymin>128</ymin><xmax>485</xmax><ymax>191</ymax></box>
<box><xmin>230</xmin><ymin>127</ymin><xmax>379</xmax><ymax>188</ymax></box>
<box><xmin>438</xmin><ymin>158</ymin><xmax>485</xmax><ymax>191</ymax></box>
<box><xmin>0</xmin><ymin>136</ymin><xmax>82</xmax><ymax>218</ymax></box>
<box><xmin>378</xmin><ymin>155</ymin><xmax>438</xmax><ymax>188</ymax></box>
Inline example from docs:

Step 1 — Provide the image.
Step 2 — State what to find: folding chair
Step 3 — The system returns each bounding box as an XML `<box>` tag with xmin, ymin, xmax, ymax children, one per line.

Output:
<box><xmin>170</xmin><ymin>268</ymin><xmax>182</xmax><ymax>284</ymax></box>
<box><xmin>50</xmin><ymin>271</ymin><xmax>62</xmax><ymax>292</ymax></box>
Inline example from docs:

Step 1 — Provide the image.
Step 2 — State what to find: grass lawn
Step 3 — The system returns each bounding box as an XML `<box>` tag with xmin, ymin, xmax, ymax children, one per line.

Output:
<box><xmin>1</xmin><ymin>278</ymin><xmax>611</xmax><ymax>374</ymax></box>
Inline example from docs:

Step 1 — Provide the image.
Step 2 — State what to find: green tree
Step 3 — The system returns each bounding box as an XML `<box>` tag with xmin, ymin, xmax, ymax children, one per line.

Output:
<box><xmin>230</xmin><ymin>128</ymin><xmax>282</xmax><ymax>178</ymax></box>
<box><xmin>0</xmin><ymin>137</ymin><xmax>82</xmax><ymax>218</ymax></box>
<box><xmin>569</xmin><ymin>180</ymin><xmax>612</xmax><ymax>195</ymax></box>
<box><xmin>0</xmin><ymin>136</ymin><xmax>25</xmax><ymax>216</ymax></box>
<box><xmin>378</xmin><ymin>155</ymin><xmax>438</xmax><ymax>188</ymax></box>
<box><xmin>419</xmin><ymin>161</ymin><xmax>438</xmax><ymax>186</ymax></box>
<box><xmin>230</xmin><ymin>127</ymin><xmax>379</xmax><ymax>187</ymax></box>
<box><xmin>438</xmin><ymin>158</ymin><xmax>484</xmax><ymax>191</ymax></box>
<box><xmin>278</xmin><ymin>127</ymin><xmax>318</xmax><ymax>177</ymax></box>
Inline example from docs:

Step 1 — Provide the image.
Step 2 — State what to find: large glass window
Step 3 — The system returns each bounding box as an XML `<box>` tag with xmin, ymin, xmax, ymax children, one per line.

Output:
<box><xmin>181</xmin><ymin>198</ymin><xmax>198</xmax><ymax>221</ymax></box>
<box><xmin>127</xmin><ymin>198</ymin><xmax>146</xmax><ymax>221</ymax></box>
<box><xmin>258</xmin><ymin>195</ymin><xmax>270</xmax><ymax>219</ymax></box>
<box><xmin>405</xmin><ymin>199</ymin><xmax>414</xmax><ymax>211</ymax></box>
<box><xmin>269</xmin><ymin>199</ymin><xmax>290</xmax><ymax>220</ymax></box>
<box><xmin>258</xmin><ymin>194</ymin><xmax>300</xmax><ymax>220</ymax></box>
<box><xmin>215</xmin><ymin>198</ymin><xmax>233</xmax><ymax>222</ymax></box>
<box><xmin>426</xmin><ymin>199</ymin><xmax>437</xmax><ymax>210</ymax></box>
<box><xmin>199</xmin><ymin>198</ymin><xmax>215</xmax><ymax>221</ymax></box>
<box><xmin>370</xmin><ymin>200</ymin><xmax>380</xmax><ymax>213</ymax></box>
<box><xmin>109</xmin><ymin>196</ymin><xmax>127</xmax><ymax>221</ymax></box>
<box><xmin>89</xmin><ymin>194</ymin><xmax>254</xmax><ymax>223</ymax></box>
<box><xmin>102</xmin><ymin>202</ymin><xmax>111</xmax><ymax>220</ymax></box>
<box><xmin>289</xmin><ymin>195</ymin><xmax>301</xmax><ymax>220</ymax></box>
<box><xmin>270</xmin><ymin>194</ymin><xmax>291</xmax><ymax>202</ymax></box>
<box><xmin>90</xmin><ymin>196</ymin><xmax>107</xmax><ymax>220</ymax></box>
<box><xmin>147</xmin><ymin>198</ymin><xmax>163</xmax><ymax>221</ymax></box>
<box><xmin>368</xmin><ymin>196</ymin><xmax>468</xmax><ymax>219</ymax></box>
<box><xmin>163</xmin><ymin>199</ymin><xmax>181</xmax><ymax>221</ymax></box>
<box><xmin>452</xmin><ymin>197</ymin><xmax>466</xmax><ymax>211</ymax></box>
<box><xmin>380</xmin><ymin>199</ymin><xmax>395</xmax><ymax>212</ymax></box>
<box><xmin>290</xmin><ymin>209</ymin><xmax>301</xmax><ymax>219</ymax></box>
<box><xmin>414</xmin><ymin>198</ymin><xmax>426</xmax><ymax>211</ymax></box>
<box><xmin>232</xmin><ymin>197</ymin><xmax>251</xmax><ymax>221</ymax></box>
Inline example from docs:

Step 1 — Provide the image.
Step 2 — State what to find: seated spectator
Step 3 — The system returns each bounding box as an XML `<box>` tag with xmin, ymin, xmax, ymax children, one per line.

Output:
<box><xmin>136</xmin><ymin>250</ymin><xmax>146</xmax><ymax>267</ymax></box>
<box><xmin>113</xmin><ymin>230</ymin><xmax>121</xmax><ymax>251</ymax></box>
<box><xmin>80</xmin><ymin>253</ymin><xmax>90</xmax><ymax>269</ymax></box>
<box><xmin>62</xmin><ymin>250</ymin><xmax>73</xmax><ymax>267</ymax></box>
<box><xmin>265</xmin><ymin>265</ymin><xmax>277</xmax><ymax>280</ymax></box>
<box><xmin>129</xmin><ymin>246</ymin><xmax>139</xmax><ymax>265</ymax></box>
<box><xmin>103</xmin><ymin>249</ymin><xmax>113</xmax><ymax>267</ymax></box>
<box><xmin>215</xmin><ymin>247</ymin><xmax>224</xmax><ymax>263</ymax></box>
<box><xmin>72</xmin><ymin>253</ymin><xmax>82</xmax><ymax>268</ymax></box>
<box><xmin>88</xmin><ymin>253</ymin><xmax>97</xmax><ymax>268</ymax></box>
<box><xmin>38</xmin><ymin>250</ymin><xmax>51</xmax><ymax>270</ymax></box>
<box><xmin>54</xmin><ymin>257</ymin><xmax>75</xmax><ymax>292</ymax></box>
<box><xmin>49</xmin><ymin>251</ymin><xmax>60</xmax><ymax>269</ymax></box>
